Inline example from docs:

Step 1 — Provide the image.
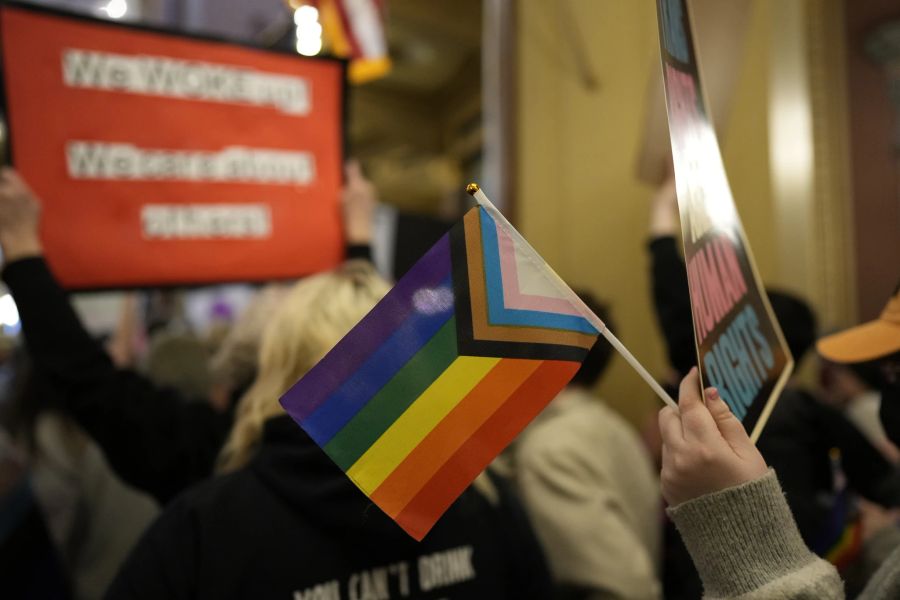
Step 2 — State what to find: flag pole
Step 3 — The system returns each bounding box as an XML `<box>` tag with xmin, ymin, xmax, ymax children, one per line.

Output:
<box><xmin>596</xmin><ymin>328</ymin><xmax>678</xmax><ymax>411</ymax></box>
<box><xmin>466</xmin><ymin>183</ymin><xmax>679</xmax><ymax>412</ymax></box>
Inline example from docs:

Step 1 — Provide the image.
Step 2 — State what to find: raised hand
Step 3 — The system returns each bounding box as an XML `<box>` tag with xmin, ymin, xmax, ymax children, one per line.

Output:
<box><xmin>341</xmin><ymin>159</ymin><xmax>377</xmax><ymax>246</ymax></box>
<box><xmin>658</xmin><ymin>367</ymin><xmax>768</xmax><ymax>506</ymax></box>
<box><xmin>0</xmin><ymin>167</ymin><xmax>42</xmax><ymax>263</ymax></box>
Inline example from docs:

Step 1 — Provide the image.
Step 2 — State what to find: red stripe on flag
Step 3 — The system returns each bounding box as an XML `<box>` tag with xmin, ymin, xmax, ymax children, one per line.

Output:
<box><xmin>335</xmin><ymin>0</ymin><xmax>363</xmax><ymax>57</ymax></box>
<box><xmin>371</xmin><ymin>358</ymin><xmax>543</xmax><ymax>518</ymax></box>
<box><xmin>393</xmin><ymin>360</ymin><xmax>580</xmax><ymax>540</ymax></box>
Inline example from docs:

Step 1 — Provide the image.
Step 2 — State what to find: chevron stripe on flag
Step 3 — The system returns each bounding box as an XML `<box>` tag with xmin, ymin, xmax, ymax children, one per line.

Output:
<box><xmin>280</xmin><ymin>198</ymin><xmax>602</xmax><ymax>539</ymax></box>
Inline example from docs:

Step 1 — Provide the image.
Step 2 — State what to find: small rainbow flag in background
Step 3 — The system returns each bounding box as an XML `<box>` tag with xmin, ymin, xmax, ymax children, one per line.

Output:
<box><xmin>280</xmin><ymin>189</ymin><xmax>602</xmax><ymax>540</ymax></box>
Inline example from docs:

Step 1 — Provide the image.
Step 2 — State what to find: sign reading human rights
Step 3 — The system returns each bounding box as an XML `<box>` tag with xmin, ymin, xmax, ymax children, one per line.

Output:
<box><xmin>0</xmin><ymin>4</ymin><xmax>345</xmax><ymax>288</ymax></box>
<box><xmin>656</xmin><ymin>0</ymin><xmax>792</xmax><ymax>441</ymax></box>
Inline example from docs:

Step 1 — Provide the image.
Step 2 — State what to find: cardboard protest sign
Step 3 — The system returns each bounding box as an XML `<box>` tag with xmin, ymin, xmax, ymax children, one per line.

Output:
<box><xmin>0</xmin><ymin>3</ymin><xmax>345</xmax><ymax>288</ymax></box>
<box><xmin>656</xmin><ymin>0</ymin><xmax>792</xmax><ymax>441</ymax></box>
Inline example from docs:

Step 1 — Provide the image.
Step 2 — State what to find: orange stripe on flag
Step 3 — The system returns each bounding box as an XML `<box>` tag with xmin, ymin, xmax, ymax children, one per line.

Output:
<box><xmin>371</xmin><ymin>358</ymin><xmax>543</xmax><ymax>518</ymax></box>
<box><xmin>394</xmin><ymin>360</ymin><xmax>580</xmax><ymax>540</ymax></box>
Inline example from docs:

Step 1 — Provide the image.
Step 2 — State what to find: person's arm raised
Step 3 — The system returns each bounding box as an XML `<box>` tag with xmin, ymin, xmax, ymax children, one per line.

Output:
<box><xmin>659</xmin><ymin>369</ymin><xmax>843</xmax><ymax>599</ymax></box>
<box><xmin>0</xmin><ymin>168</ymin><xmax>43</xmax><ymax>264</ymax></box>
<box><xmin>647</xmin><ymin>176</ymin><xmax>695</xmax><ymax>378</ymax></box>
<box><xmin>342</xmin><ymin>159</ymin><xmax>376</xmax><ymax>261</ymax></box>
<box><xmin>0</xmin><ymin>169</ymin><xmax>228</xmax><ymax>503</ymax></box>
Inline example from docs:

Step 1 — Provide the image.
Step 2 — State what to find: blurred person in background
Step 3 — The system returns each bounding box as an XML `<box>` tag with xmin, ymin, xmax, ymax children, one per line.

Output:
<box><xmin>144</xmin><ymin>332</ymin><xmax>213</xmax><ymax>402</ymax></box>
<box><xmin>821</xmin><ymin>358</ymin><xmax>900</xmax><ymax>463</ymax></box>
<box><xmin>107</xmin><ymin>261</ymin><xmax>554</xmax><ymax>600</ymax></box>
<box><xmin>656</xmin><ymin>281</ymin><xmax>900</xmax><ymax>598</ymax></box>
<box><xmin>206</xmin><ymin>283</ymin><xmax>292</xmax><ymax>413</ymax></box>
<box><xmin>511</xmin><ymin>294</ymin><xmax>662</xmax><ymax>600</ymax></box>
<box><xmin>645</xmin><ymin>176</ymin><xmax>900</xmax><ymax>596</ymax></box>
<box><xmin>0</xmin><ymin>394</ymin><xmax>71</xmax><ymax>600</ymax></box>
<box><xmin>0</xmin><ymin>161</ymin><xmax>377</xmax><ymax>506</ymax></box>
<box><xmin>1</xmin><ymin>347</ymin><xmax>158</xmax><ymax>600</ymax></box>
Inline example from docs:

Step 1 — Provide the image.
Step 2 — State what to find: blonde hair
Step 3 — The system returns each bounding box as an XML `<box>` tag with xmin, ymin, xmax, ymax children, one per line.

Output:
<box><xmin>208</xmin><ymin>284</ymin><xmax>291</xmax><ymax>394</ymax></box>
<box><xmin>217</xmin><ymin>261</ymin><xmax>390</xmax><ymax>472</ymax></box>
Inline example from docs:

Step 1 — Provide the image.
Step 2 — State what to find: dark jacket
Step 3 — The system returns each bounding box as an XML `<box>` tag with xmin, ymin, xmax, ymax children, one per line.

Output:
<box><xmin>648</xmin><ymin>236</ymin><xmax>695</xmax><ymax>379</ymax></box>
<box><xmin>1</xmin><ymin>247</ymin><xmax>373</xmax><ymax>505</ymax></box>
<box><xmin>2</xmin><ymin>257</ymin><xmax>231</xmax><ymax>504</ymax></box>
<box><xmin>647</xmin><ymin>235</ymin><xmax>900</xmax><ymax>600</ymax></box>
<box><xmin>106</xmin><ymin>415</ymin><xmax>554</xmax><ymax>600</ymax></box>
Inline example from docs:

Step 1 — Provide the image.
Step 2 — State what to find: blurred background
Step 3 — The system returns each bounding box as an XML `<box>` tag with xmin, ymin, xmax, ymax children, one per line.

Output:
<box><xmin>6</xmin><ymin>0</ymin><xmax>899</xmax><ymax>430</ymax></box>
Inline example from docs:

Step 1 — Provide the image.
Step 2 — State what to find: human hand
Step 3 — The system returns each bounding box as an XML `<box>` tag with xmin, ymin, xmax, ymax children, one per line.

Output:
<box><xmin>0</xmin><ymin>168</ymin><xmax>42</xmax><ymax>263</ymax></box>
<box><xmin>649</xmin><ymin>175</ymin><xmax>678</xmax><ymax>237</ymax></box>
<box><xmin>107</xmin><ymin>293</ymin><xmax>142</xmax><ymax>368</ymax></box>
<box><xmin>341</xmin><ymin>159</ymin><xmax>377</xmax><ymax>245</ymax></box>
<box><xmin>658</xmin><ymin>368</ymin><xmax>768</xmax><ymax>506</ymax></box>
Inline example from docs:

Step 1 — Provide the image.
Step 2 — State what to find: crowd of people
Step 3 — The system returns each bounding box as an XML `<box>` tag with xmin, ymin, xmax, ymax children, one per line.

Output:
<box><xmin>0</xmin><ymin>163</ymin><xmax>898</xmax><ymax>599</ymax></box>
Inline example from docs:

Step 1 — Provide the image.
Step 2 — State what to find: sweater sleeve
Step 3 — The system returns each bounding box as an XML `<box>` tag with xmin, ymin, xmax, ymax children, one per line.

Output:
<box><xmin>667</xmin><ymin>470</ymin><xmax>844</xmax><ymax>599</ymax></box>
<box><xmin>648</xmin><ymin>236</ymin><xmax>696</xmax><ymax>378</ymax></box>
<box><xmin>2</xmin><ymin>257</ymin><xmax>230</xmax><ymax>504</ymax></box>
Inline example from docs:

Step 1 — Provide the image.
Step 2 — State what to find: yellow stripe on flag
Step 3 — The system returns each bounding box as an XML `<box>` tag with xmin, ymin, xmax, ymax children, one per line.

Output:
<box><xmin>347</xmin><ymin>356</ymin><xmax>500</xmax><ymax>494</ymax></box>
<box><xmin>349</xmin><ymin>57</ymin><xmax>392</xmax><ymax>84</ymax></box>
<box><xmin>318</xmin><ymin>0</ymin><xmax>353</xmax><ymax>57</ymax></box>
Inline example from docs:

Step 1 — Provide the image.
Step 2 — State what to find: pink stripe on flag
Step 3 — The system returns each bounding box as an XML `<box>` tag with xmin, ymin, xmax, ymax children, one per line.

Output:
<box><xmin>496</xmin><ymin>223</ymin><xmax>583</xmax><ymax>317</ymax></box>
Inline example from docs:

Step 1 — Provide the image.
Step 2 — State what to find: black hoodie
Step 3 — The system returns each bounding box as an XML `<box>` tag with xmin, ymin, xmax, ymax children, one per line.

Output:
<box><xmin>105</xmin><ymin>415</ymin><xmax>554</xmax><ymax>599</ymax></box>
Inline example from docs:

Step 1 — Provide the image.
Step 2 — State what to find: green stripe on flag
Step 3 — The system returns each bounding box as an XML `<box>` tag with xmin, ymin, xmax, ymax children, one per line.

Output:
<box><xmin>325</xmin><ymin>317</ymin><xmax>458</xmax><ymax>470</ymax></box>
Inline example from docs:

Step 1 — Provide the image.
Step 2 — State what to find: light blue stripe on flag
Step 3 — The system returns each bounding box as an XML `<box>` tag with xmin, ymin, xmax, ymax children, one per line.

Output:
<box><xmin>479</xmin><ymin>208</ymin><xmax>596</xmax><ymax>334</ymax></box>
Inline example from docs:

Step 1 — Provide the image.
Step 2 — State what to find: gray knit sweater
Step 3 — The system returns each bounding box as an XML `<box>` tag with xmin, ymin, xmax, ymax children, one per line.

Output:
<box><xmin>668</xmin><ymin>469</ymin><xmax>900</xmax><ymax>599</ymax></box>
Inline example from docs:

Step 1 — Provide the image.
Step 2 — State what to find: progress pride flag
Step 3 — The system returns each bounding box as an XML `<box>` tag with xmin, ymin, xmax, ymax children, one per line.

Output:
<box><xmin>0</xmin><ymin>4</ymin><xmax>345</xmax><ymax>288</ymax></box>
<box><xmin>656</xmin><ymin>0</ymin><xmax>792</xmax><ymax>441</ymax></box>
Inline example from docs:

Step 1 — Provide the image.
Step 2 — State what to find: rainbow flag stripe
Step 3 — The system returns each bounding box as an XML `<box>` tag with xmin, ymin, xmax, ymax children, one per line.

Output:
<box><xmin>280</xmin><ymin>205</ymin><xmax>600</xmax><ymax>539</ymax></box>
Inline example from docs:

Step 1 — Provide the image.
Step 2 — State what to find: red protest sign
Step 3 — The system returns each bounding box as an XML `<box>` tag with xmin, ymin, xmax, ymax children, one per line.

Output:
<box><xmin>0</xmin><ymin>4</ymin><xmax>345</xmax><ymax>289</ymax></box>
<box><xmin>656</xmin><ymin>0</ymin><xmax>793</xmax><ymax>441</ymax></box>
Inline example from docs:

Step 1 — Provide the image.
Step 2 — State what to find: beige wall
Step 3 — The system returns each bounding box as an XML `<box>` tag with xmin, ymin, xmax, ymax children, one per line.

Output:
<box><xmin>515</xmin><ymin>0</ymin><xmax>823</xmax><ymax>427</ymax></box>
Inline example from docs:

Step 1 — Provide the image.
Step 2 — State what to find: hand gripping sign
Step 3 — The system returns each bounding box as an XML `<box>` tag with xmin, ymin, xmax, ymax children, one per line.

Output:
<box><xmin>0</xmin><ymin>3</ymin><xmax>345</xmax><ymax>288</ymax></box>
<box><xmin>656</xmin><ymin>0</ymin><xmax>793</xmax><ymax>441</ymax></box>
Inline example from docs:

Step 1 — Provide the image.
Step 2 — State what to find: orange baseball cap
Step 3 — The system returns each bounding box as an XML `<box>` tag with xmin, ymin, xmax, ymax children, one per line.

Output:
<box><xmin>817</xmin><ymin>283</ymin><xmax>900</xmax><ymax>363</ymax></box>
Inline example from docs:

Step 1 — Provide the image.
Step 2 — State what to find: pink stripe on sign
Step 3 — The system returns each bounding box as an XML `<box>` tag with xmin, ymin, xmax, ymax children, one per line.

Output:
<box><xmin>496</xmin><ymin>223</ymin><xmax>583</xmax><ymax>317</ymax></box>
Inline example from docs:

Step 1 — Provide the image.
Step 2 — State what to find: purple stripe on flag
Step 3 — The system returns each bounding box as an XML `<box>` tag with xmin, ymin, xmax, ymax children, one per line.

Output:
<box><xmin>302</xmin><ymin>275</ymin><xmax>454</xmax><ymax>446</ymax></box>
<box><xmin>279</xmin><ymin>234</ymin><xmax>452</xmax><ymax>422</ymax></box>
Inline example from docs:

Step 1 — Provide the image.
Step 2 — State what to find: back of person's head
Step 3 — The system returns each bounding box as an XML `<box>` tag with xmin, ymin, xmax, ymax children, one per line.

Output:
<box><xmin>766</xmin><ymin>289</ymin><xmax>817</xmax><ymax>363</ymax></box>
<box><xmin>818</xmin><ymin>280</ymin><xmax>900</xmax><ymax>445</ymax></box>
<box><xmin>208</xmin><ymin>284</ymin><xmax>292</xmax><ymax>400</ymax></box>
<box><xmin>218</xmin><ymin>261</ymin><xmax>390</xmax><ymax>472</ymax></box>
<box><xmin>144</xmin><ymin>332</ymin><xmax>212</xmax><ymax>400</ymax></box>
<box><xmin>569</xmin><ymin>291</ymin><xmax>615</xmax><ymax>388</ymax></box>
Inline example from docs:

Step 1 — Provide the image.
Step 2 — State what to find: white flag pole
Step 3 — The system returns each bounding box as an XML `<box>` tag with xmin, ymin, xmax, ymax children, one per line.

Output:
<box><xmin>466</xmin><ymin>183</ymin><xmax>679</xmax><ymax>412</ymax></box>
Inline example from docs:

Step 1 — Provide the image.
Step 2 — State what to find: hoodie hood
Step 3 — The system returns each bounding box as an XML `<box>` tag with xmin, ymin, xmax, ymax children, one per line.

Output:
<box><xmin>109</xmin><ymin>417</ymin><xmax>555</xmax><ymax>598</ymax></box>
<box><xmin>249</xmin><ymin>415</ymin><xmax>416</xmax><ymax>542</ymax></box>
